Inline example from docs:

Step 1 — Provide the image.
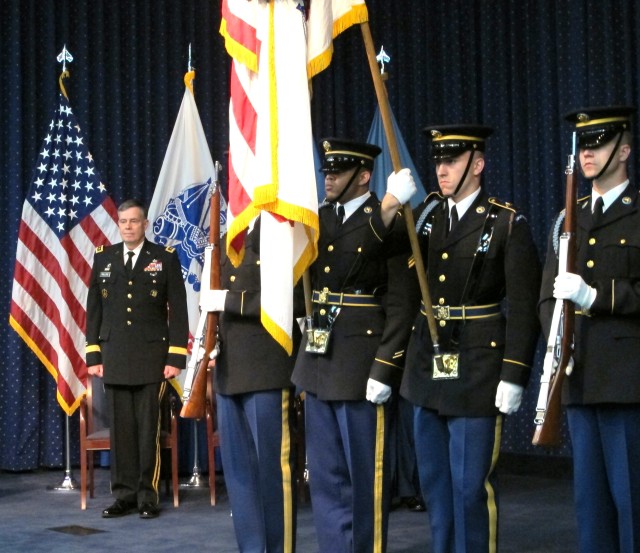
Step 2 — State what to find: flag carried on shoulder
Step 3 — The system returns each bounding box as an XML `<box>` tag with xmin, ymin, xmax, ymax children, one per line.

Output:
<box><xmin>220</xmin><ymin>0</ymin><xmax>366</xmax><ymax>355</ymax></box>
<box><xmin>146</xmin><ymin>70</ymin><xmax>227</xmax><ymax>395</ymax></box>
<box><xmin>9</xmin><ymin>73</ymin><xmax>120</xmax><ymax>415</ymax></box>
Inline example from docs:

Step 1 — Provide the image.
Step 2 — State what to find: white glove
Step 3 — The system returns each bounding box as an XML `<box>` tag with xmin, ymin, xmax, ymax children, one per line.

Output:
<box><xmin>366</xmin><ymin>378</ymin><xmax>392</xmax><ymax>404</ymax></box>
<box><xmin>565</xmin><ymin>357</ymin><xmax>574</xmax><ymax>376</ymax></box>
<box><xmin>553</xmin><ymin>273</ymin><xmax>596</xmax><ymax>310</ymax></box>
<box><xmin>209</xmin><ymin>342</ymin><xmax>220</xmax><ymax>361</ymax></box>
<box><xmin>200</xmin><ymin>289</ymin><xmax>228</xmax><ymax>312</ymax></box>
<box><xmin>495</xmin><ymin>381</ymin><xmax>524</xmax><ymax>414</ymax></box>
<box><xmin>386</xmin><ymin>168</ymin><xmax>417</xmax><ymax>205</ymax></box>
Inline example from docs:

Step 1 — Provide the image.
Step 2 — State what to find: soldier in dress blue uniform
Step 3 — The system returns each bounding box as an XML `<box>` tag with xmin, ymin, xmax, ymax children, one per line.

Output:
<box><xmin>86</xmin><ymin>199</ymin><xmax>188</xmax><ymax>519</ymax></box>
<box><xmin>199</xmin><ymin>214</ymin><xmax>303</xmax><ymax>553</ymax></box>
<box><xmin>539</xmin><ymin>106</ymin><xmax>640</xmax><ymax>553</ymax></box>
<box><xmin>371</xmin><ymin>125</ymin><xmax>541</xmax><ymax>553</ymax></box>
<box><xmin>292</xmin><ymin>138</ymin><xmax>412</xmax><ymax>553</ymax></box>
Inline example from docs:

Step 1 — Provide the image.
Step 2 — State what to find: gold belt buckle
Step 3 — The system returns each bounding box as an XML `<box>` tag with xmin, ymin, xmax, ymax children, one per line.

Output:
<box><xmin>435</xmin><ymin>305</ymin><xmax>451</xmax><ymax>320</ymax></box>
<box><xmin>318</xmin><ymin>287</ymin><xmax>329</xmax><ymax>304</ymax></box>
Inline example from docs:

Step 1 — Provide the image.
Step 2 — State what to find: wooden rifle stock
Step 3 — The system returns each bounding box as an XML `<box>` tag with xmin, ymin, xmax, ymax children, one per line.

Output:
<box><xmin>181</xmin><ymin>185</ymin><xmax>221</xmax><ymax>419</ymax></box>
<box><xmin>532</xmin><ymin>135</ymin><xmax>578</xmax><ymax>446</ymax></box>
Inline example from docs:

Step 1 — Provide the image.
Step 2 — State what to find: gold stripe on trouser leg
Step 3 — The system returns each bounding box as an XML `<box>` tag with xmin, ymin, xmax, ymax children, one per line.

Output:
<box><xmin>151</xmin><ymin>381</ymin><xmax>167</xmax><ymax>501</ymax></box>
<box><xmin>280</xmin><ymin>389</ymin><xmax>294</xmax><ymax>553</ymax></box>
<box><xmin>485</xmin><ymin>415</ymin><xmax>502</xmax><ymax>553</ymax></box>
<box><xmin>373</xmin><ymin>404</ymin><xmax>386</xmax><ymax>553</ymax></box>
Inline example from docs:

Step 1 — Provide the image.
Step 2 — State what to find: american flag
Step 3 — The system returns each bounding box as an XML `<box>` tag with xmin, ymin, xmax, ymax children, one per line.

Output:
<box><xmin>9</xmin><ymin>86</ymin><xmax>120</xmax><ymax>416</ymax></box>
<box><xmin>219</xmin><ymin>0</ymin><xmax>366</xmax><ymax>355</ymax></box>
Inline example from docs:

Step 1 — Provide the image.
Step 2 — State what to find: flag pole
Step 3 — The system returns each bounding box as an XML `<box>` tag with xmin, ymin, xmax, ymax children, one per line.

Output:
<box><xmin>359</xmin><ymin>22</ymin><xmax>445</xmax><ymax>368</ymax></box>
<box><xmin>47</xmin><ymin>413</ymin><xmax>79</xmax><ymax>492</ymax></box>
<box><xmin>178</xmin><ymin>52</ymin><xmax>210</xmax><ymax>490</ymax></box>
<box><xmin>47</xmin><ymin>49</ymin><xmax>79</xmax><ymax>493</ymax></box>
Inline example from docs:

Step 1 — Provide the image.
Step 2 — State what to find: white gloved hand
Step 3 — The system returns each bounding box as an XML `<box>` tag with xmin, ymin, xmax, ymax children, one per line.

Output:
<box><xmin>564</xmin><ymin>357</ymin><xmax>574</xmax><ymax>376</ymax></box>
<box><xmin>366</xmin><ymin>378</ymin><xmax>392</xmax><ymax>404</ymax></box>
<box><xmin>553</xmin><ymin>273</ymin><xmax>596</xmax><ymax>310</ymax></box>
<box><xmin>386</xmin><ymin>168</ymin><xmax>417</xmax><ymax>205</ymax></box>
<box><xmin>209</xmin><ymin>342</ymin><xmax>220</xmax><ymax>361</ymax></box>
<box><xmin>495</xmin><ymin>381</ymin><xmax>524</xmax><ymax>414</ymax></box>
<box><xmin>200</xmin><ymin>289</ymin><xmax>228</xmax><ymax>312</ymax></box>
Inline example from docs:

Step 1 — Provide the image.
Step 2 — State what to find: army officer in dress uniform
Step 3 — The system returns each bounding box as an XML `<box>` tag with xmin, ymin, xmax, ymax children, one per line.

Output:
<box><xmin>292</xmin><ymin>138</ymin><xmax>413</xmax><ymax>553</ymax></box>
<box><xmin>86</xmin><ymin>199</ymin><xmax>188</xmax><ymax>520</ymax></box>
<box><xmin>372</xmin><ymin>125</ymin><xmax>541</xmax><ymax>553</ymax></box>
<box><xmin>199</xmin><ymin>214</ymin><xmax>303</xmax><ymax>553</ymax></box>
<box><xmin>539</xmin><ymin>106</ymin><xmax>640</xmax><ymax>553</ymax></box>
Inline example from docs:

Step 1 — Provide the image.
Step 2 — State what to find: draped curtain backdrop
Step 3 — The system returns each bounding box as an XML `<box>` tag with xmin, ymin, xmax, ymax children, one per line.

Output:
<box><xmin>2</xmin><ymin>0</ymin><xmax>639</xmax><ymax>470</ymax></box>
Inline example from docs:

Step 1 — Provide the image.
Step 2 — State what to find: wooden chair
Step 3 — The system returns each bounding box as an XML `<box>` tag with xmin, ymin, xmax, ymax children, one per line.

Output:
<box><xmin>78</xmin><ymin>375</ymin><xmax>180</xmax><ymax>509</ymax></box>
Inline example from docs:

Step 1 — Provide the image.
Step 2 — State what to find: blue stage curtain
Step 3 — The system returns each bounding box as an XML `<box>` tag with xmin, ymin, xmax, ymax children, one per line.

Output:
<box><xmin>2</xmin><ymin>0</ymin><xmax>640</xmax><ymax>470</ymax></box>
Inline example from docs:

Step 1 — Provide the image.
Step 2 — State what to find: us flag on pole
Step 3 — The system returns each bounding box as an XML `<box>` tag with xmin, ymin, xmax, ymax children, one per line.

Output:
<box><xmin>9</xmin><ymin>81</ymin><xmax>120</xmax><ymax>415</ymax></box>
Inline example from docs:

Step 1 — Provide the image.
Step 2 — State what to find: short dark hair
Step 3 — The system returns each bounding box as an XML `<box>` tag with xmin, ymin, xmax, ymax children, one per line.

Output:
<box><xmin>117</xmin><ymin>199</ymin><xmax>148</xmax><ymax>219</ymax></box>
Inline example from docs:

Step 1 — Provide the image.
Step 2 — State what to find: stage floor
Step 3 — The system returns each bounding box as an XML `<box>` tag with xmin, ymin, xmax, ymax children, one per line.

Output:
<box><xmin>0</xmin><ymin>463</ymin><xmax>576</xmax><ymax>552</ymax></box>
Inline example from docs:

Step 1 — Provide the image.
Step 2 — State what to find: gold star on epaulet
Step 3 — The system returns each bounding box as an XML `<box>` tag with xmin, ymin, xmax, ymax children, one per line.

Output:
<box><xmin>95</xmin><ymin>245</ymin><xmax>104</xmax><ymax>253</ymax></box>
<box><xmin>488</xmin><ymin>197</ymin><xmax>517</xmax><ymax>213</ymax></box>
<box><xmin>165</xmin><ymin>246</ymin><xmax>176</xmax><ymax>253</ymax></box>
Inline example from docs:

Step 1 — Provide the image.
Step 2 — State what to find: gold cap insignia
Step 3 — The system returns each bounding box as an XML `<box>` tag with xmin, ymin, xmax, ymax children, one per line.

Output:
<box><xmin>323</xmin><ymin>140</ymin><xmax>331</xmax><ymax>152</ymax></box>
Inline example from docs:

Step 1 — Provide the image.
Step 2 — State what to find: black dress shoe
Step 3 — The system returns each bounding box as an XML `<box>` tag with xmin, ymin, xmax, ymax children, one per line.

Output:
<box><xmin>139</xmin><ymin>502</ymin><xmax>160</xmax><ymax>519</ymax></box>
<box><xmin>102</xmin><ymin>499</ymin><xmax>137</xmax><ymax>518</ymax></box>
<box><xmin>404</xmin><ymin>496</ymin><xmax>426</xmax><ymax>512</ymax></box>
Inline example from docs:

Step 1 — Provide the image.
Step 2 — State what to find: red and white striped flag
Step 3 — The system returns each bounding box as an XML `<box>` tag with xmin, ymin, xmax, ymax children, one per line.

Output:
<box><xmin>220</xmin><ymin>0</ymin><xmax>367</xmax><ymax>355</ymax></box>
<box><xmin>9</xmin><ymin>77</ymin><xmax>120</xmax><ymax>415</ymax></box>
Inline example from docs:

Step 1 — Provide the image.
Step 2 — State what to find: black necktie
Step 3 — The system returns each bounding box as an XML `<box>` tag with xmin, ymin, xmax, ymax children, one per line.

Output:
<box><xmin>449</xmin><ymin>205</ymin><xmax>459</xmax><ymax>233</ymax></box>
<box><xmin>125</xmin><ymin>251</ymin><xmax>134</xmax><ymax>276</ymax></box>
<box><xmin>592</xmin><ymin>196</ymin><xmax>604</xmax><ymax>226</ymax></box>
<box><xmin>336</xmin><ymin>205</ymin><xmax>345</xmax><ymax>229</ymax></box>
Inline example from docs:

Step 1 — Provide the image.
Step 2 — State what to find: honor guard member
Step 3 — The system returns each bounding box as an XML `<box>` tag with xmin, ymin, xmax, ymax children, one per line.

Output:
<box><xmin>199</xmin><ymin>214</ymin><xmax>303</xmax><ymax>553</ymax></box>
<box><xmin>372</xmin><ymin>125</ymin><xmax>541</xmax><ymax>553</ymax></box>
<box><xmin>85</xmin><ymin>199</ymin><xmax>188</xmax><ymax>520</ymax></box>
<box><xmin>539</xmin><ymin>106</ymin><xmax>640</xmax><ymax>553</ymax></box>
<box><xmin>292</xmin><ymin>138</ymin><xmax>413</xmax><ymax>553</ymax></box>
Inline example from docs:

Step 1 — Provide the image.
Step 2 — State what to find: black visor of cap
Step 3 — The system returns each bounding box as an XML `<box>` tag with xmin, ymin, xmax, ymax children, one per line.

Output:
<box><xmin>577</xmin><ymin>123</ymin><xmax>627</xmax><ymax>149</ymax></box>
<box><xmin>321</xmin><ymin>155</ymin><xmax>369</xmax><ymax>174</ymax></box>
<box><xmin>565</xmin><ymin>106</ymin><xmax>635</xmax><ymax>149</ymax></box>
<box><xmin>424</xmin><ymin>124</ymin><xmax>493</xmax><ymax>162</ymax></box>
<box><xmin>431</xmin><ymin>139</ymin><xmax>485</xmax><ymax>161</ymax></box>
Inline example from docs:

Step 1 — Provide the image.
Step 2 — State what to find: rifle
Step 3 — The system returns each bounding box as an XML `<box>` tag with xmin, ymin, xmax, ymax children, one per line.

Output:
<box><xmin>181</xmin><ymin>166</ymin><xmax>222</xmax><ymax>419</ymax></box>
<box><xmin>532</xmin><ymin>133</ymin><xmax>578</xmax><ymax>446</ymax></box>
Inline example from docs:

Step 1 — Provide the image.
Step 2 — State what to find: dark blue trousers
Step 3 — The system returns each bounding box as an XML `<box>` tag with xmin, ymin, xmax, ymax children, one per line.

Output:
<box><xmin>567</xmin><ymin>404</ymin><xmax>640</xmax><ymax>553</ymax></box>
<box><xmin>105</xmin><ymin>380</ymin><xmax>165</xmax><ymax>506</ymax></box>
<box><xmin>217</xmin><ymin>389</ymin><xmax>297</xmax><ymax>553</ymax></box>
<box><xmin>413</xmin><ymin>407</ymin><xmax>501</xmax><ymax>553</ymax></box>
<box><xmin>304</xmin><ymin>392</ymin><xmax>391</xmax><ymax>553</ymax></box>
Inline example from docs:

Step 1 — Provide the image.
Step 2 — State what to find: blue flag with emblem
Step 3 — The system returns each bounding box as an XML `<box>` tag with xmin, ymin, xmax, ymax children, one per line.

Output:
<box><xmin>366</xmin><ymin>106</ymin><xmax>426</xmax><ymax>207</ymax></box>
<box><xmin>146</xmin><ymin>71</ymin><xmax>227</xmax><ymax>395</ymax></box>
